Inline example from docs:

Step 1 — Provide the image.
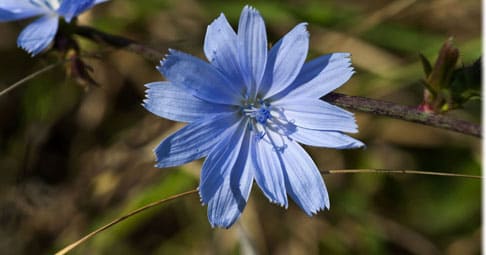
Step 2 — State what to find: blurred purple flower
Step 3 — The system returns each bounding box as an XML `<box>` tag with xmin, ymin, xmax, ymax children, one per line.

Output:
<box><xmin>0</xmin><ymin>0</ymin><xmax>108</xmax><ymax>56</ymax></box>
<box><xmin>143</xmin><ymin>6</ymin><xmax>364</xmax><ymax>228</ymax></box>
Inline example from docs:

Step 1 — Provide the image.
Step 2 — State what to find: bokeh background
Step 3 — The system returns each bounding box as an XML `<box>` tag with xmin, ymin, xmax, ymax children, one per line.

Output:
<box><xmin>0</xmin><ymin>0</ymin><xmax>481</xmax><ymax>254</ymax></box>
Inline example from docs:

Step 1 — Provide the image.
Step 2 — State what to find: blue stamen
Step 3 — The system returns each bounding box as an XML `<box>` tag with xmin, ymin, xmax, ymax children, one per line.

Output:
<box><xmin>255</xmin><ymin>107</ymin><xmax>271</xmax><ymax>124</ymax></box>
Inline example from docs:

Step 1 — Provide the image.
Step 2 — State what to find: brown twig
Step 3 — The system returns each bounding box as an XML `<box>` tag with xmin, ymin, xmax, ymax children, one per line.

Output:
<box><xmin>74</xmin><ymin>25</ymin><xmax>164</xmax><ymax>63</ymax></box>
<box><xmin>323</xmin><ymin>93</ymin><xmax>481</xmax><ymax>137</ymax></box>
<box><xmin>73</xmin><ymin>26</ymin><xmax>481</xmax><ymax>138</ymax></box>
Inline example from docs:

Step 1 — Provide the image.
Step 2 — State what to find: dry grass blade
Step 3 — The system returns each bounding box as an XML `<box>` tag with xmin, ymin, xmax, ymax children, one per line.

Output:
<box><xmin>54</xmin><ymin>189</ymin><xmax>198</xmax><ymax>255</ymax></box>
<box><xmin>53</xmin><ymin>169</ymin><xmax>479</xmax><ymax>254</ymax></box>
<box><xmin>0</xmin><ymin>51</ymin><xmax>107</xmax><ymax>98</ymax></box>
<box><xmin>322</xmin><ymin>169</ymin><xmax>481</xmax><ymax>179</ymax></box>
<box><xmin>0</xmin><ymin>62</ymin><xmax>61</xmax><ymax>97</ymax></box>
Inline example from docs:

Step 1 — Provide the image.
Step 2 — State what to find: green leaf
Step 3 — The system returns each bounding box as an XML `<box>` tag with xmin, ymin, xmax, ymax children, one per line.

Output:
<box><xmin>449</xmin><ymin>58</ymin><xmax>481</xmax><ymax>106</ymax></box>
<box><xmin>419</xmin><ymin>53</ymin><xmax>432</xmax><ymax>76</ymax></box>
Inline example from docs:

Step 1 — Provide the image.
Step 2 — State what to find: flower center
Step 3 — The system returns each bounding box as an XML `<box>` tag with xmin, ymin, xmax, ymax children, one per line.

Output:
<box><xmin>244</xmin><ymin>106</ymin><xmax>271</xmax><ymax>124</ymax></box>
<box><xmin>242</xmin><ymin>99</ymin><xmax>272</xmax><ymax>124</ymax></box>
<box><xmin>241</xmin><ymin>99</ymin><xmax>296</xmax><ymax>151</ymax></box>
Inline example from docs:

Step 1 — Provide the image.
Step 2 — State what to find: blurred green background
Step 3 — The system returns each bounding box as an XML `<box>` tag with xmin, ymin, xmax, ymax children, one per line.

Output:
<box><xmin>0</xmin><ymin>0</ymin><xmax>481</xmax><ymax>254</ymax></box>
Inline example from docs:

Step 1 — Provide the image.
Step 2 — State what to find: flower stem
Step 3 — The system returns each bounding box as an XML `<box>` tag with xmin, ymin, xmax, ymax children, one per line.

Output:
<box><xmin>73</xmin><ymin>26</ymin><xmax>481</xmax><ymax>138</ymax></box>
<box><xmin>74</xmin><ymin>25</ymin><xmax>163</xmax><ymax>63</ymax></box>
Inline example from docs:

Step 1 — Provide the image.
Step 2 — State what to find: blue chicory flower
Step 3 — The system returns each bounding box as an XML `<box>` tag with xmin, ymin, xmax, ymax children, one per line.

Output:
<box><xmin>143</xmin><ymin>6</ymin><xmax>364</xmax><ymax>228</ymax></box>
<box><xmin>0</xmin><ymin>0</ymin><xmax>107</xmax><ymax>56</ymax></box>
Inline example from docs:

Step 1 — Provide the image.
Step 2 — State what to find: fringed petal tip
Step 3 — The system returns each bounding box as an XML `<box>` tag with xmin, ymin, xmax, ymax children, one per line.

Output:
<box><xmin>17</xmin><ymin>16</ymin><xmax>59</xmax><ymax>57</ymax></box>
<box><xmin>209</xmin><ymin>217</ymin><xmax>240</xmax><ymax>229</ymax></box>
<box><xmin>342</xmin><ymin>136</ymin><xmax>365</xmax><ymax>149</ymax></box>
<box><xmin>154</xmin><ymin>159</ymin><xmax>180</xmax><ymax>169</ymax></box>
<box><xmin>345</xmin><ymin>121</ymin><xmax>359</xmax><ymax>134</ymax></box>
<box><xmin>355</xmin><ymin>141</ymin><xmax>367</xmax><ymax>150</ymax></box>
<box><xmin>141</xmin><ymin>86</ymin><xmax>152</xmax><ymax>111</ymax></box>
<box><xmin>332</xmin><ymin>52</ymin><xmax>352</xmax><ymax>59</ymax></box>
<box><xmin>335</xmin><ymin>66</ymin><xmax>354</xmax><ymax>80</ymax></box>
<box><xmin>303</xmin><ymin>196</ymin><xmax>330</xmax><ymax>216</ymax></box>
<box><xmin>297</xmin><ymin>192</ymin><xmax>330</xmax><ymax>216</ymax></box>
<box><xmin>18</xmin><ymin>44</ymin><xmax>42</xmax><ymax>57</ymax></box>
<box><xmin>295</xmin><ymin>22</ymin><xmax>310</xmax><ymax>37</ymax></box>
<box><xmin>208</xmin><ymin>13</ymin><xmax>228</xmax><ymax>27</ymax></box>
<box><xmin>261</xmin><ymin>190</ymin><xmax>288</xmax><ymax>208</ymax></box>
<box><xmin>324</xmin><ymin>52</ymin><xmax>353</xmax><ymax>65</ymax></box>
<box><xmin>156</xmin><ymin>50</ymin><xmax>174</xmax><ymax>71</ymax></box>
<box><xmin>157</xmin><ymin>49</ymin><xmax>180</xmax><ymax>74</ymax></box>
<box><xmin>347</xmin><ymin>134</ymin><xmax>366</xmax><ymax>149</ymax></box>
<box><xmin>268</xmin><ymin>198</ymin><xmax>288</xmax><ymax>209</ymax></box>
<box><xmin>142</xmin><ymin>84</ymin><xmax>154</xmax><ymax>99</ymax></box>
<box><xmin>152</xmin><ymin>146</ymin><xmax>167</xmax><ymax>166</ymax></box>
<box><xmin>242</xmin><ymin>5</ymin><xmax>258</xmax><ymax>13</ymax></box>
<box><xmin>307</xmin><ymin>203</ymin><xmax>330</xmax><ymax>216</ymax></box>
<box><xmin>331</xmin><ymin>52</ymin><xmax>354</xmax><ymax>72</ymax></box>
<box><xmin>198</xmin><ymin>191</ymin><xmax>206</xmax><ymax>205</ymax></box>
<box><xmin>197</xmin><ymin>186</ymin><xmax>209</xmax><ymax>205</ymax></box>
<box><xmin>209</xmin><ymin>222</ymin><xmax>230</xmax><ymax>229</ymax></box>
<box><xmin>347</xmin><ymin>116</ymin><xmax>364</xmax><ymax>134</ymax></box>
